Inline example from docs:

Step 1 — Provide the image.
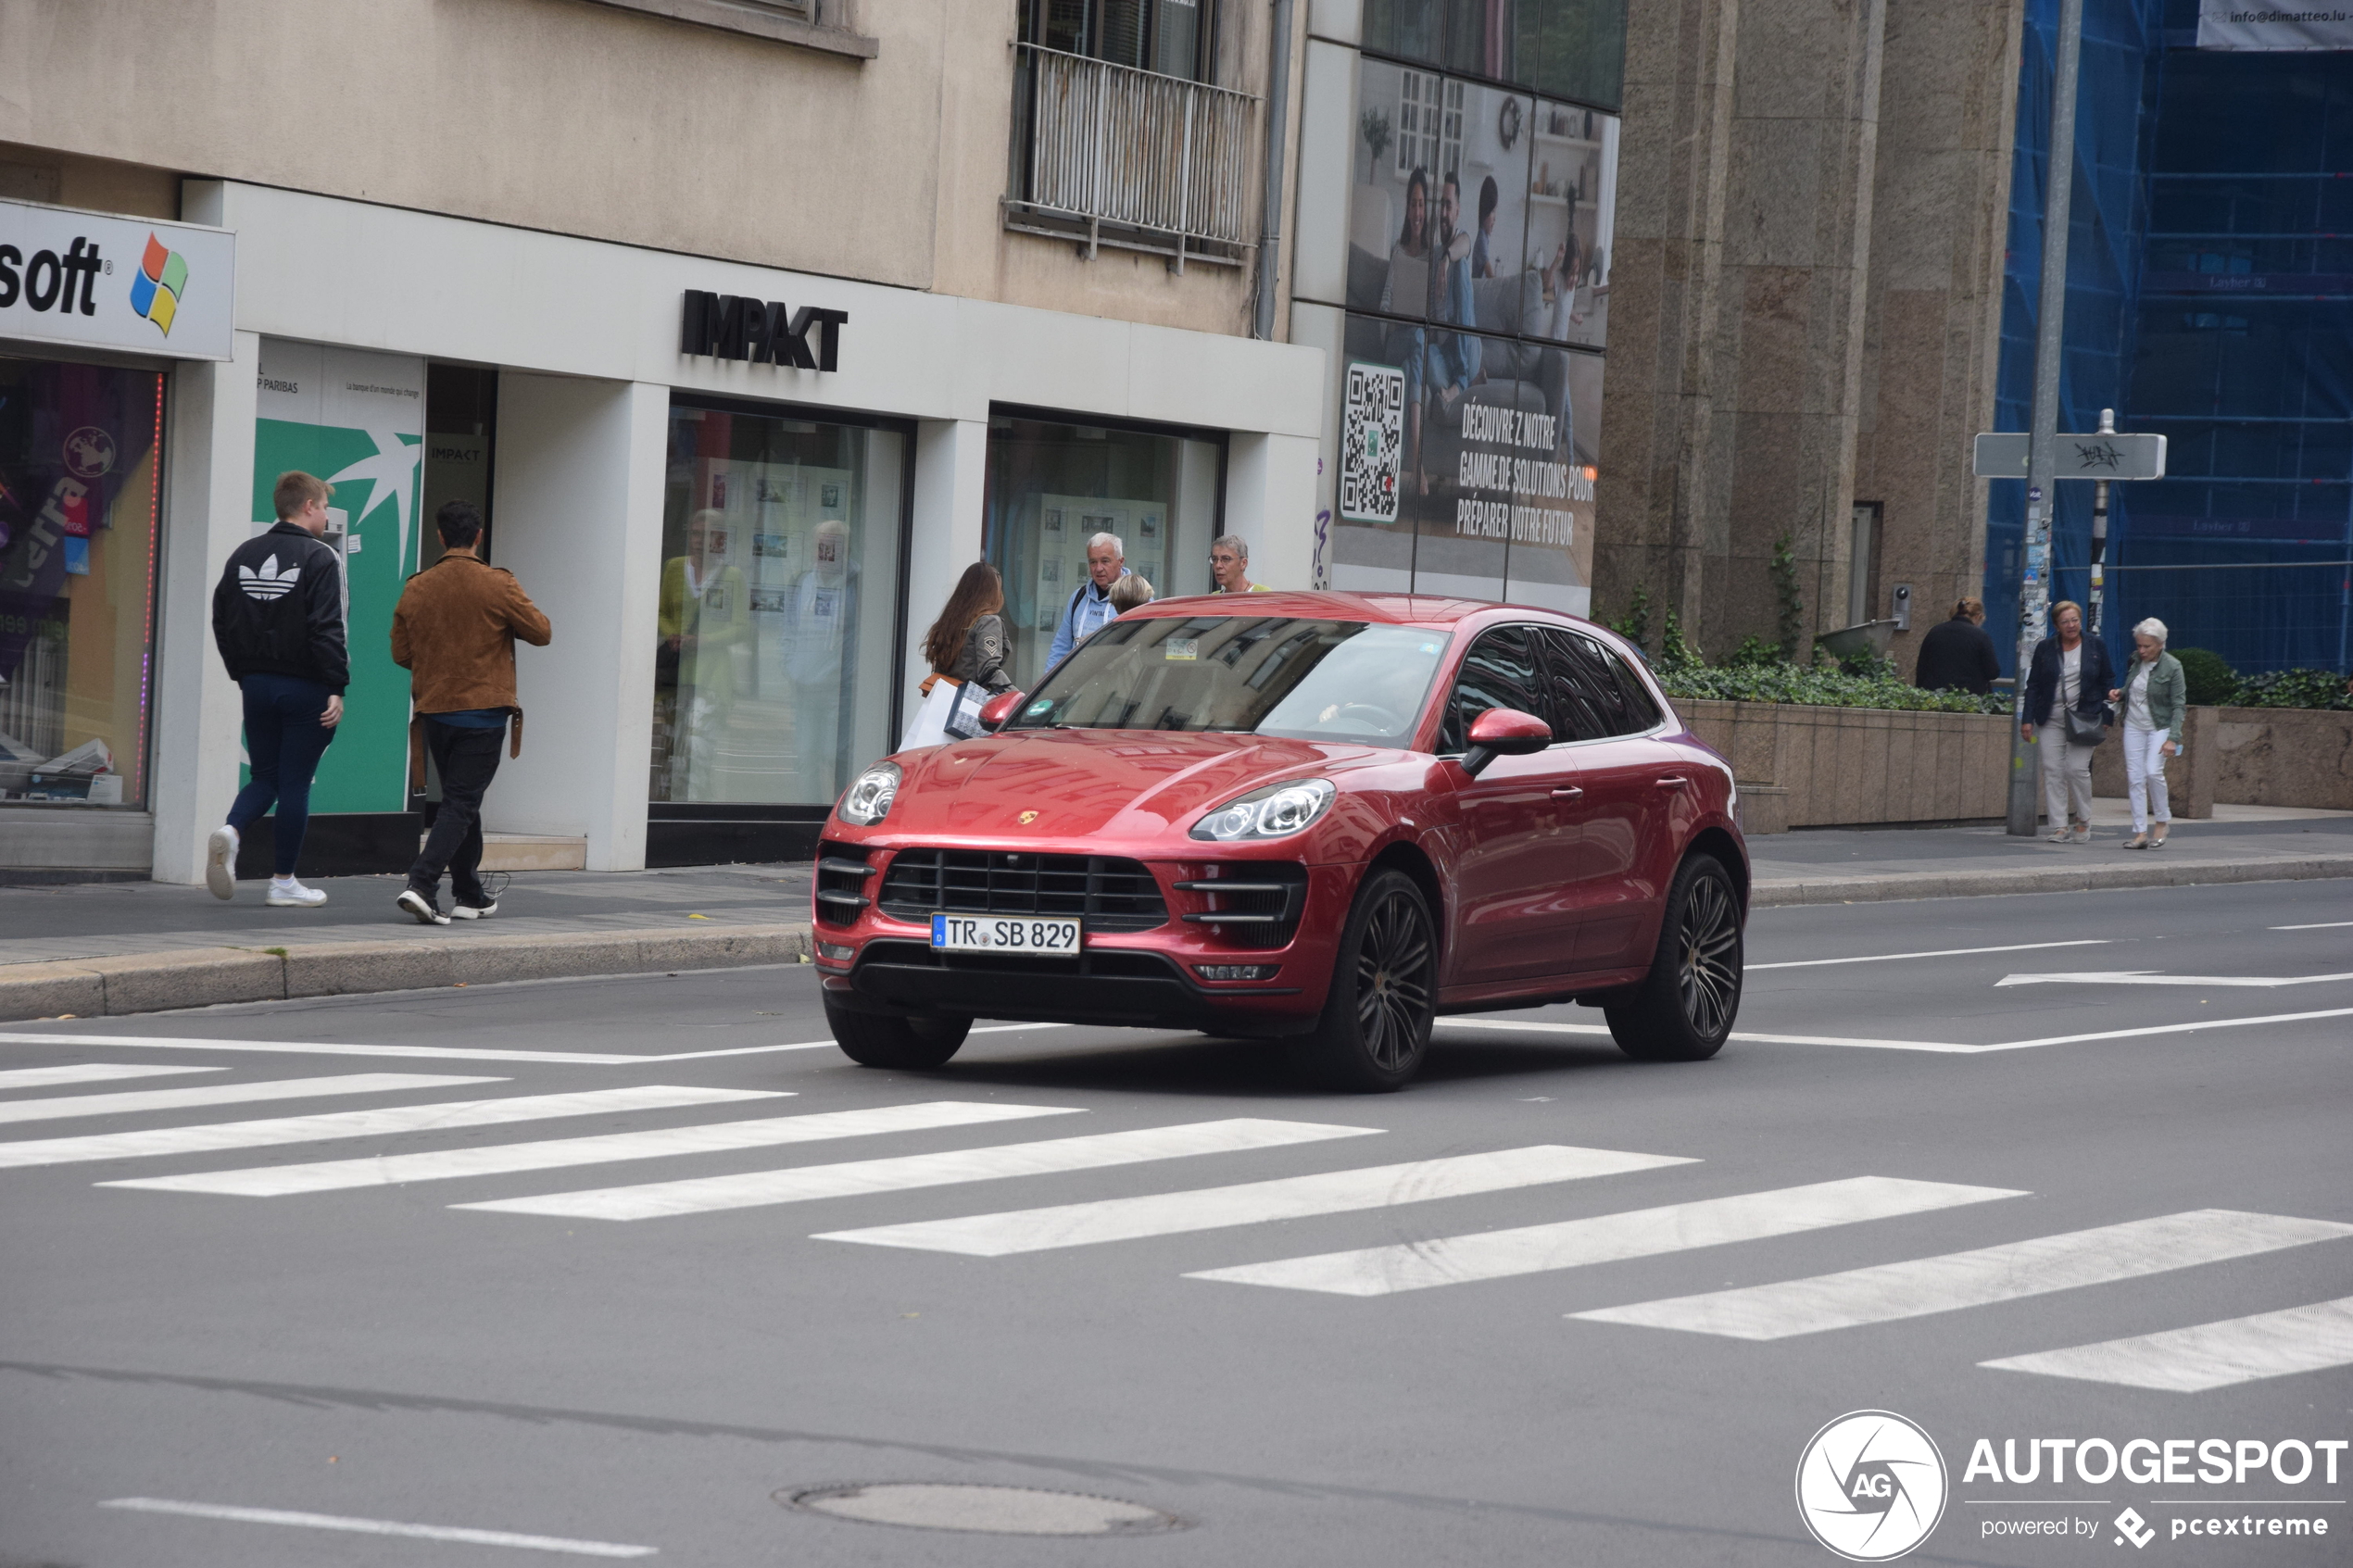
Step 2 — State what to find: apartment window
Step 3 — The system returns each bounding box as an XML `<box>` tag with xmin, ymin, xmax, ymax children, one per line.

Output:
<box><xmin>1025</xmin><ymin>0</ymin><xmax>1217</xmax><ymax>82</ymax></box>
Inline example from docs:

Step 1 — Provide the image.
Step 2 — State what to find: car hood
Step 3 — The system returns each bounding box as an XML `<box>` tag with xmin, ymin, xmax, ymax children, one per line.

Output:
<box><xmin>881</xmin><ymin>729</ymin><xmax>1390</xmax><ymax>841</ymax></box>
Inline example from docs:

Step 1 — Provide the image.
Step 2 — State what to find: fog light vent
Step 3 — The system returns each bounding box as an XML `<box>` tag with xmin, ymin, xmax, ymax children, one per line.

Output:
<box><xmin>1192</xmin><ymin>963</ymin><xmax>1278</xmax><ymax>982</ymax></box>
<box><xmin>815</xmin><ymin>941</ymin><xmax>857</xmax><ymax>963</ymax></box>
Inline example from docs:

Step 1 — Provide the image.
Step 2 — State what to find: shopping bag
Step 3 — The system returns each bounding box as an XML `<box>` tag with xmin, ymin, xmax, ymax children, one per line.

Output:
<box><xmin>900</xmin><ymin>676</ymin><xmax>976</xmax><ymax>751</ymax></box>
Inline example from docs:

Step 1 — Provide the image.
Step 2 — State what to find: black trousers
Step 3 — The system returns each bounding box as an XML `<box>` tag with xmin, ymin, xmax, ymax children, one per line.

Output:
<box><xmin>409</xmin><ymin>719</ymin><xmax>505</xmax><ymax>905</ymax></box>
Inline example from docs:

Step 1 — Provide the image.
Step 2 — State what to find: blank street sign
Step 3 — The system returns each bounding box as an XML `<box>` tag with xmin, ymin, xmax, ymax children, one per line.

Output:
<box><xmin>1972</xmin><ymin>431</ymin><xmax>2166</xmax><ymax>481</ymax></box>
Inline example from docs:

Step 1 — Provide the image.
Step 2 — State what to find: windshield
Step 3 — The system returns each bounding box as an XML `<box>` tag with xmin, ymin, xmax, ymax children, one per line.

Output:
<box><xmin>1006</xmin><ymin>617</ymin><xmax>1451</xmax><ymax>743</ymax></box>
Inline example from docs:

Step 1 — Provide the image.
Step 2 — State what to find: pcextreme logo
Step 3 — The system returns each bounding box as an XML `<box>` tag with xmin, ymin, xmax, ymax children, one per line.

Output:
<box><xmin>1796</xmin><ymin>1411</ymin><xmax>1949</xmax><ymax>1562</ymax></box>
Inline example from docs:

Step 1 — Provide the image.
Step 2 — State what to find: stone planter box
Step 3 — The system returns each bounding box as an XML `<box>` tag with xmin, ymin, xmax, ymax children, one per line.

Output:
<box><xmin>2089</xmin><ymin>704</ymin><xmax>2353</xmax><ymax>813</ymax></box>
<box><xmin>1677</xmin><ymin>700</ymin><xmax>2015</xmax><ymax>832</ymax></box>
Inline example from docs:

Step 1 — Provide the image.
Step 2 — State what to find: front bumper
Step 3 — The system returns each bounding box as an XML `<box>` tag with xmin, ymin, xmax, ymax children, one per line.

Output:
<box><xmin>812</xmin><ymin>842</ymin><xmax>1358</xmax><ymax>1033</ymax></box>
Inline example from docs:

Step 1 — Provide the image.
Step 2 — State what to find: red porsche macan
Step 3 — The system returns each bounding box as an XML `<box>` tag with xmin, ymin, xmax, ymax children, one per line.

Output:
<box><xmin>812</xmin><ymin>591</ymin><xmax>1747</xmax><ymax>1090</ymax></box>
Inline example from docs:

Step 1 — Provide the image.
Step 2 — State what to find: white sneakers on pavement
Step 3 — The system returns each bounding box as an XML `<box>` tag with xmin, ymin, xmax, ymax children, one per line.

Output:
<box><xmin>265</xmin><ymin>877</ymin><xmax>327</xmax><ymax>908</ymax></box>
<box><xmin>206</xmin><ymin>825</ymin><xmax>240</xmax><ymax>899</ymax></box>
<box><xmin>450</xmin><ymin>900</ymin><xmax>498</xmax><ymax>920</ymax></box>
<box><xmin>396</xmin><ymin>887</ymin><xmax>450</xmax><ymax>926</ymax></box>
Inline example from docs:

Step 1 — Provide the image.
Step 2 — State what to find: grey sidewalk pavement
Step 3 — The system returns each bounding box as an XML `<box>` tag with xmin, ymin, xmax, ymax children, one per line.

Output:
<box><xmin>2</xmin><ymin>805</ymin><xmax>2347</xmax><ymax>1021</ymax></box>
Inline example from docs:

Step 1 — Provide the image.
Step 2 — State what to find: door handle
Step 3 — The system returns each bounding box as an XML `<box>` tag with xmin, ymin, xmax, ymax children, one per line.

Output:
<box><xmin>1550</xmin><ymin>786</ymin><xmax>1584</xmax><ymax>801</ymax></box>
<box><xmin>1654</xmin><ymin>775</ymin><xmax>1690</xmax><ymax>791</ymax></box>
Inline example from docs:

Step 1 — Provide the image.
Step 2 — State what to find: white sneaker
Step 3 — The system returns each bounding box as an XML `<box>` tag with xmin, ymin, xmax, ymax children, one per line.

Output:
<box><xmin>266</xmin><ymin>878</ymin><xmax>327</xmax><ymax>908</ymax></box>
<box><xmin>206</xmin><ymin>825</ymin><xmax>240</xmax><ymax>900</ymax></box>
<box><xmin>450</xmin><ymin>899</ymin><xmax>498</xmax><ymax>920</ymax></box>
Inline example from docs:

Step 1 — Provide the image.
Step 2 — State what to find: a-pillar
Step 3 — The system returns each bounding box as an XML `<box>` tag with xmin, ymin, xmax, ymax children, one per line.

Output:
<box><xmin>485</xmin><ymin>376</ymin><xmax>668</xmax><ymax>871</ymax></box>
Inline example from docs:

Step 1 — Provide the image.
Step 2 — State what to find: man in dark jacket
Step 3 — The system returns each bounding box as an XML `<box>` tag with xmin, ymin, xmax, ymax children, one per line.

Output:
<box><xmin>206</xmin><ymin>470</ymin><xmax>348</xmax><ymax>906</ymax></box>
<box><xmin>390</xmin><ymin>501</ymin><xmax>552</xmax><ymax>924</ymax></box>
<box><xmin>1913</xmin><ymin>597</ymin><xmax>2001</xmax><ymax>694</ymax></box>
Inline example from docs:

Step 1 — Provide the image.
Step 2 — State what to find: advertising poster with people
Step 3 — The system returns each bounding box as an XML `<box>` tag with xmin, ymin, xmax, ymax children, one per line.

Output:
<box><xmin>1327</xmin><ymin>53</ymin><xmax>1616</xmax><ymax>616</ymax></box>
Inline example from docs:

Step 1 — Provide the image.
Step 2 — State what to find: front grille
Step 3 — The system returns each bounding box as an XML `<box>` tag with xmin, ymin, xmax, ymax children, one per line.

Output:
<box><xmin>876</xmin><ymin>848</ymin><xmax>1167</xmax><ymax>933</ymax></box>
<box><xmin>812</xmin><ymin>840</ymin><xmax>875</xmax><ymax>928</ymax></box>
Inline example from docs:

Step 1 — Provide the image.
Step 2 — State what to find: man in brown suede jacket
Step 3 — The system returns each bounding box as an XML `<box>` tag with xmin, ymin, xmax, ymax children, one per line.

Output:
<box><xmin>390</xmin><ymin>500</ymin><xmax>552</xmax><ymax>924</ymax></box>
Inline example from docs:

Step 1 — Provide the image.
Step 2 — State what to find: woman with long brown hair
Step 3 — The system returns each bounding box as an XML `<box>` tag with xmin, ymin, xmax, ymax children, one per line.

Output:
<box><xmin>921</xmin><ymin>560</ymin><xmax>1014</xmax><ymax>696</ymax></box>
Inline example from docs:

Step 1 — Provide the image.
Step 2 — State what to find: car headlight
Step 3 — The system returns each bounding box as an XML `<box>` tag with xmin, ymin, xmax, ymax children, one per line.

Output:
<box><xmin>836</xmin><ymin>762</ymin><xmax>901</xmax><ymax>826</ymax></box>
<box><xmin>1190</xmin><ymin>779</ymin><xmax>1336</xmax><ymax>842</ymax></box>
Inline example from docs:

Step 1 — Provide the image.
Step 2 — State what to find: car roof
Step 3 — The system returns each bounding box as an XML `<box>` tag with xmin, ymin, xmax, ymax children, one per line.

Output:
<box><xmin>1122</xmin><ymin>588</ymin><xmax>1592</xmax><ymax>632</ymax></box>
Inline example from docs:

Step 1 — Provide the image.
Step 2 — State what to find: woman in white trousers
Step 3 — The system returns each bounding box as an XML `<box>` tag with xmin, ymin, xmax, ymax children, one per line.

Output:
<box><xmin>2107</xmin><ymin>616</ymin><xmax>2188</xmax><ymax>849</ymax></box>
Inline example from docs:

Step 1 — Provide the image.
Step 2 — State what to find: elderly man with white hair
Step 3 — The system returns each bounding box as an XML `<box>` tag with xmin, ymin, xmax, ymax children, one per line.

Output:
<box><xmin>2107</xmin><ymin>615</ymin><xmax>2189</xmax><ymax>849</ymax></box>
<box><xmin>1046</xmin><ymin>531</ymin><xmax>1129</xmax><ymax>670</ymax></box>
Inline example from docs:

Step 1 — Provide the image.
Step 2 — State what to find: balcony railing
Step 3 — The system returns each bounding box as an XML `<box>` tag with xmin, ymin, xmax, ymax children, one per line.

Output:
<box><xmin>1007</xmin><ymin>43</ymin><xmax>1261</xmax><ymax>270</ymax></box>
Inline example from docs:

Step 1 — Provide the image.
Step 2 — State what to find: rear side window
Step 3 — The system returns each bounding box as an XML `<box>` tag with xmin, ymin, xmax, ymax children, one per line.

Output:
<box><xmin>1542</xmin><ymin>629</ymin><xmax>1664</xmax><ymax>739</ymax></box>
<box><xmin>1439</xmin><ymin>625</ymin><xmax>1554</xmax><ymax>752</ymax></box>
<box><xmin>1603</xmin><ymin>643</ymin><xmax>1665</xmax><ymax>731</ymax></box>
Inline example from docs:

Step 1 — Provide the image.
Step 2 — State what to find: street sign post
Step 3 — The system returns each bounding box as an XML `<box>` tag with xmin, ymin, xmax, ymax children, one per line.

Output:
<box><xmin>1971</xmin><ymin>430</ymin><xmax>2166</xmax><ymax>482</ymax></box>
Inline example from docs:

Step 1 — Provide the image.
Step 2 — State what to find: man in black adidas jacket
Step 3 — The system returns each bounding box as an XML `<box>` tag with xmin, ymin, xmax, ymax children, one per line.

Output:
<box><xmin>206</xmin><ymin>470</ymin><xmax>349</xmax><ymax>907</ymax></box>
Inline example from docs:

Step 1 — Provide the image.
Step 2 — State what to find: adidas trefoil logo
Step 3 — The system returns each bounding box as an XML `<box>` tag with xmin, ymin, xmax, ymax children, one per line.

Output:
<box><xmin>239</xmin><ymin>555</ymin><xmax>300</xmax><ymax>601</ymax></box>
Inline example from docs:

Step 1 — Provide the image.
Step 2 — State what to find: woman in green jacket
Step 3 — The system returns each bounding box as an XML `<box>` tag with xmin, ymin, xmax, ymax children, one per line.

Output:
<box><xmin>2107</xmin><ymin>616</ymin><xmax>2187</xmax><ymax>849</ymax></box>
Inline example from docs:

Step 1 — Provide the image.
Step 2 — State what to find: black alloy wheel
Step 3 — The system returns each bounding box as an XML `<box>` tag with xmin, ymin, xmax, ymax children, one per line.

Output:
<box><xmin>1605</xmin><ymin>853</ymin><xmax>1743</xmax><ymax>1062</ymax></box>
<box><xmin>1290</xmin><ymin>869</ymin><xmax>1437</xmax><ymax>1092</ymax></box>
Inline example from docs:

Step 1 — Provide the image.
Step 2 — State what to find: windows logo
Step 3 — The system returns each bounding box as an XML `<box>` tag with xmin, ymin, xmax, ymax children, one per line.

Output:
<box><xmin>129</xmin><ymin>234</ymin><xmax>187</xmax><ymax>336</ymax></box>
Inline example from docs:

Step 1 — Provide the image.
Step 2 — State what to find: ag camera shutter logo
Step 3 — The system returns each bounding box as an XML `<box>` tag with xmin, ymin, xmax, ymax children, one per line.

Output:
<box><xmin>1796</xmin><ymin>1411</ymin><xmax>1948</xmax><ymax>1561</ymax></box>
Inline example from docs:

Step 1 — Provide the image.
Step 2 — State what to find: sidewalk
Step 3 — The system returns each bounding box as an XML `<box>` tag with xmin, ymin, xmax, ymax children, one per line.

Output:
<box><xmin>2</xmin><ymin>806</ymin><xmax>2347</xmax><ymax>1021</ymax></box>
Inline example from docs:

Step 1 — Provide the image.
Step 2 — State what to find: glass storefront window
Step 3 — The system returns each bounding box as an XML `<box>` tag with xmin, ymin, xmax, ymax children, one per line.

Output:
<box><xmin>650</xmin><ymin>401</ymin><xmax>906</xmax><ymax>807</ymax></box>
<box><xmin>983</xmin><ymin>414</ymin><xmax>1222</xmax><ymax>692</ymax></box>
<box><xmin>0</xmin><ymin>356</ymin><xmax>163</xmax><ymax>809</ymax></box>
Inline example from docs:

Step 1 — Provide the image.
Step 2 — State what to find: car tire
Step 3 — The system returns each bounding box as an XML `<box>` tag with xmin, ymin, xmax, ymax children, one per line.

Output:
<box><xmin>1288</xmin><ymin>869</ymin><xmax>1438</xmax><ymax>1092</ymax></box>
<box><xmin>1604</xmin><ymin>853</ymin><xmax>1743</xmax><ymax>1062</ymax></box>
<box><xmin>824</xmin><ymin>999</ymin><xmax>972</xmax><ymax>1071</ymax></box>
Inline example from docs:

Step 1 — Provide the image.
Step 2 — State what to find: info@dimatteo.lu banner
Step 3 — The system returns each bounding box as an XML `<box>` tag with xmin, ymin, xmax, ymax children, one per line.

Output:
<box><xmin>1793</xmin><ymin>1411</ymin><xmax>2347</xmax><ymax>1562</ymax></box>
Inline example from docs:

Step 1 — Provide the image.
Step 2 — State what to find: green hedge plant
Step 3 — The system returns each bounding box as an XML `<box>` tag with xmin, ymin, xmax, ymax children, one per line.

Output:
<box><xmin>2171</xmin><ymin>646</ymin><xmax>2236</xmax><ymax>707</ymax></box>
<box><xmin>2229</xmin><ymin>668</ymin><xmax>2353</xmax><ymax>711</ymax></box>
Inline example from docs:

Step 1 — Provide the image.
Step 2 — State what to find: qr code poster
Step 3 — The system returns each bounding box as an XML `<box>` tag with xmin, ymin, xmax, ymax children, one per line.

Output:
<box><xmin>1340</xmin><ymin>361</ymin><xmax>1405</xmax><ymax>524</ymax></box>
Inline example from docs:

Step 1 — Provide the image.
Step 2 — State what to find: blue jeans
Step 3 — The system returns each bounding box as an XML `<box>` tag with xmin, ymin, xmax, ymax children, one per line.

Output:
<box><xmin>227</xmin><ymin>673</ymin><xmax>338</xmax><ymax>877</ymax></box>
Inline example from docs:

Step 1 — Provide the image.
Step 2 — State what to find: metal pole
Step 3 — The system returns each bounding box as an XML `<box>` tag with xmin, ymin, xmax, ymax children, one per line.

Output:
<box><xmin>2007</xmin><ymin>0</ymin><xmax>2086</xmax><ymax>837</ymax></box>
<box><xmin>2090</xmin><ymin>408</ymin><xmax>2113</xmax><ymax>636</ymax></box>
<box><xmin>1253</xmin><ymin>0</ymin><xmax>1295</xmax><ymax>339</ymax></box>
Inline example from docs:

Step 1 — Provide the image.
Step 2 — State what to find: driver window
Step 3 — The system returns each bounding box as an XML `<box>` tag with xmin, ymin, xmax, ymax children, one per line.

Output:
<box><xmin>1439</xmin><ymin>626</ymin><xmax>1554</xmax><ymax>753</ymax></box>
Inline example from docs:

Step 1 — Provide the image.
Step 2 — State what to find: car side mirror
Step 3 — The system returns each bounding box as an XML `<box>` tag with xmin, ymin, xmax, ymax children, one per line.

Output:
<box><xmin>977</xmin><ymin>689</ymin><xmax>1026</xmax><ymax>734</ymax></box>
<box><xmin>1460</xmin><ymin>707</ymin><xmax>1551</xmax><ymax>777</ymax></box>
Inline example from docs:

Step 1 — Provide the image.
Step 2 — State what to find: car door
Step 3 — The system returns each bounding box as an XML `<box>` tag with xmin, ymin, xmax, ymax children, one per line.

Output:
<box><xmin>1541</xmin><ymin>628</ymin><xmax>1682</xmax><ymax>972</ymax></box>
<box><xmin>1439</xmin><ymin>624</ymin><xmax>1586</xmax><ymax>985</ymax></box>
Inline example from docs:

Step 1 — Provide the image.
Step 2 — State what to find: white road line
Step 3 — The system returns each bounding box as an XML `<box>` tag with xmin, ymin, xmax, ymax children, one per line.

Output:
<box><xmin>2272</xmin><ymin>921</ymin><xmax>2353</xmax><ymax>930</ymax></box>
<box><xmin>1998</xmin><ymin>970</ymin><xmax>2353</xmax><ymax>989</ymax></box>
<box><xmin>0</xmin><ymin>1073</ymin><xmax>497</xmax><ymax>1126</ymax></box>
<box><xmin>1435</xmin><ymin>1019</ymin><xmax>1983</xmax><ymax>1052</ymax></box>
<box><xmin>815</xmin><ymin>1144</ymin><xmax>1700</xmax><ymax>1256</ymax></box>
<box><xmin>1572</xmin><ymin>1210</ymin><xmax>2353</xmax><ymax>1340</ymax></box>
<box><xmin>0</xmin><ymin>1085</ymin><xmax>774</xmax><ymax>1171</ymax></box>
<box><xmin>108</xmin><ymin>1101</ymin><xmax>1079</xmax><ymax>1196</ymax></box>
<box><xmin>456</xmin><ymin>1118</ymin><xmax>1383</xmax><ymax>1223</ymax></box>
<box><xmin>0</xmin><ymin>1063</ymin><xmax>223</xmax><ymax>1090</ymax></box>
<box><xmin>1752</xmin><ymin>940</ymin><xmax>2109</xmax><ymax>971</ymax></box>
<box><xmin>1185</xmin><ymin>1175</ymin><xmax>2022</xmax><ymax>1297</ymax></box>
<box><xmin>1981</xmin><ymin>1295</ymin><xmax>2353</xmax><ymax>1392</ymax></box>
<box><xmin>98</xmin><ymin>1498</ymin><xmax>653</xmax><ymax>1558</ymax></box>
<box><xmin>0</xmin><ymin>1022</ymin><xmax>1067</xmax><ymax>1066</ymax></box>
<box><xmin>1982</xmin><ymin>1006</ymin><xmax>2353</xmax><ymax>1052</ymax></box>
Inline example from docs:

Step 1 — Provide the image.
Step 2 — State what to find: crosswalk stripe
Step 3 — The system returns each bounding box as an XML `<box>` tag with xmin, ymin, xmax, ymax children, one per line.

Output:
<box><xmin>0</xmin><ymin>1064</ymin><xmax>224</xmax><ymax>1091</ymax></box>
<box><xmin>1980</xmin><ymin>1294</ymin><xmax>2353</xmax><ymax>1392</ymax></box>
<box><xmin>1185</xmin><ymin>1176</ymin><xmax>2025</xmax><ymax>1297</ymax></box>
<box><xmin>1569</xmin><ymin>1210</ymin><xmax>2353</xmax><ymax>1339</ymax></box>
<box><xmin>815</xmin><ymin>1144</ymin><xmax>1699</xmax><ymax>1256</ymax></box>
<box><xmin>107</xmin><ymin>1101</ymin><xmax>1081</xmax><ymax>1196</ymax></box>
<box><xmin>455</xmin><ymin>1118</ymin><xmax>1383</xmax><ymax>1223</ymax></box>
<box><xmin>0</xmin><ymin>1073</ymin><xmax>498</xmax><ymax>1127</ymax></box>
<box><xmin>4</xmin><ymin>1085</ymin><xmax>779</xmax><ymax>1171</ymax></box>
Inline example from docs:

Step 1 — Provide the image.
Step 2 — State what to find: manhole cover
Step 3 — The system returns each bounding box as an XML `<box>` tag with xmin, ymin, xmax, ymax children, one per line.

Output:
<box><xmin>781</xmin><ymin>1482</ymin><xmax>1187</xmax><ymax>1537</ymax></box>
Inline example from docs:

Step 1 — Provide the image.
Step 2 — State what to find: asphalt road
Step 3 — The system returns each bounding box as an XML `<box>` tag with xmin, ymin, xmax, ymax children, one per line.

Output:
<box><xmin>3</xmin><ymin>879</ymin><xmax>2348</xmax><ymax>1567</ymax></box>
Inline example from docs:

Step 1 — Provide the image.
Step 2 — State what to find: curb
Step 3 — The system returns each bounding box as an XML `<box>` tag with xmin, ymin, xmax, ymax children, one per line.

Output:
<box><xmin>0</xmin><ymin>922</ymin><xmax>813</xmax><ymax>1023</ymax></box>
<box><xmin>1751</xmin><ymin>853</ymin><xmax>2353</xmax><ymax>907</ymax></box>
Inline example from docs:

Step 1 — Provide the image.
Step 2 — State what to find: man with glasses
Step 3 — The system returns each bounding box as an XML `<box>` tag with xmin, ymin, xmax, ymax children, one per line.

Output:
<box><xmin>1209</xmin><ymin>533</ymin><xmax>1267</xmax><ymax>595</ymax></box>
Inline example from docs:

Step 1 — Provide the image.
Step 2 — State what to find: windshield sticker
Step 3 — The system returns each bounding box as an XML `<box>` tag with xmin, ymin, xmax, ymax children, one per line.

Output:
<box><xmin>1026</xmin><ymin>698</ymin><xmax>1053</xmax><ymax>715</ymax></box>
<box><xmin>1164</xmin><ymin>638</ymin><xmax>1200</xmax><ymax>661</ymax></box>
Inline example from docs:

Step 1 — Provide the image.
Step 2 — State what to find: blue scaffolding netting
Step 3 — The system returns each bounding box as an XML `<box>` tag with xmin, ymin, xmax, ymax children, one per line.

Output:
<box><xmin>1988</xmin><ymin>0</ymin><xmax>2353</xmax><ymax>677</ymax></box>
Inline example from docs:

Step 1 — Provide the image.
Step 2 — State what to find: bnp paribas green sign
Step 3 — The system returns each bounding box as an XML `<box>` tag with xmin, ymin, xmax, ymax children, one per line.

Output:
<box><xmin>250</xmin><ymin>341</ymin><xmax>424</xmax><ymax>816</ymax></box>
